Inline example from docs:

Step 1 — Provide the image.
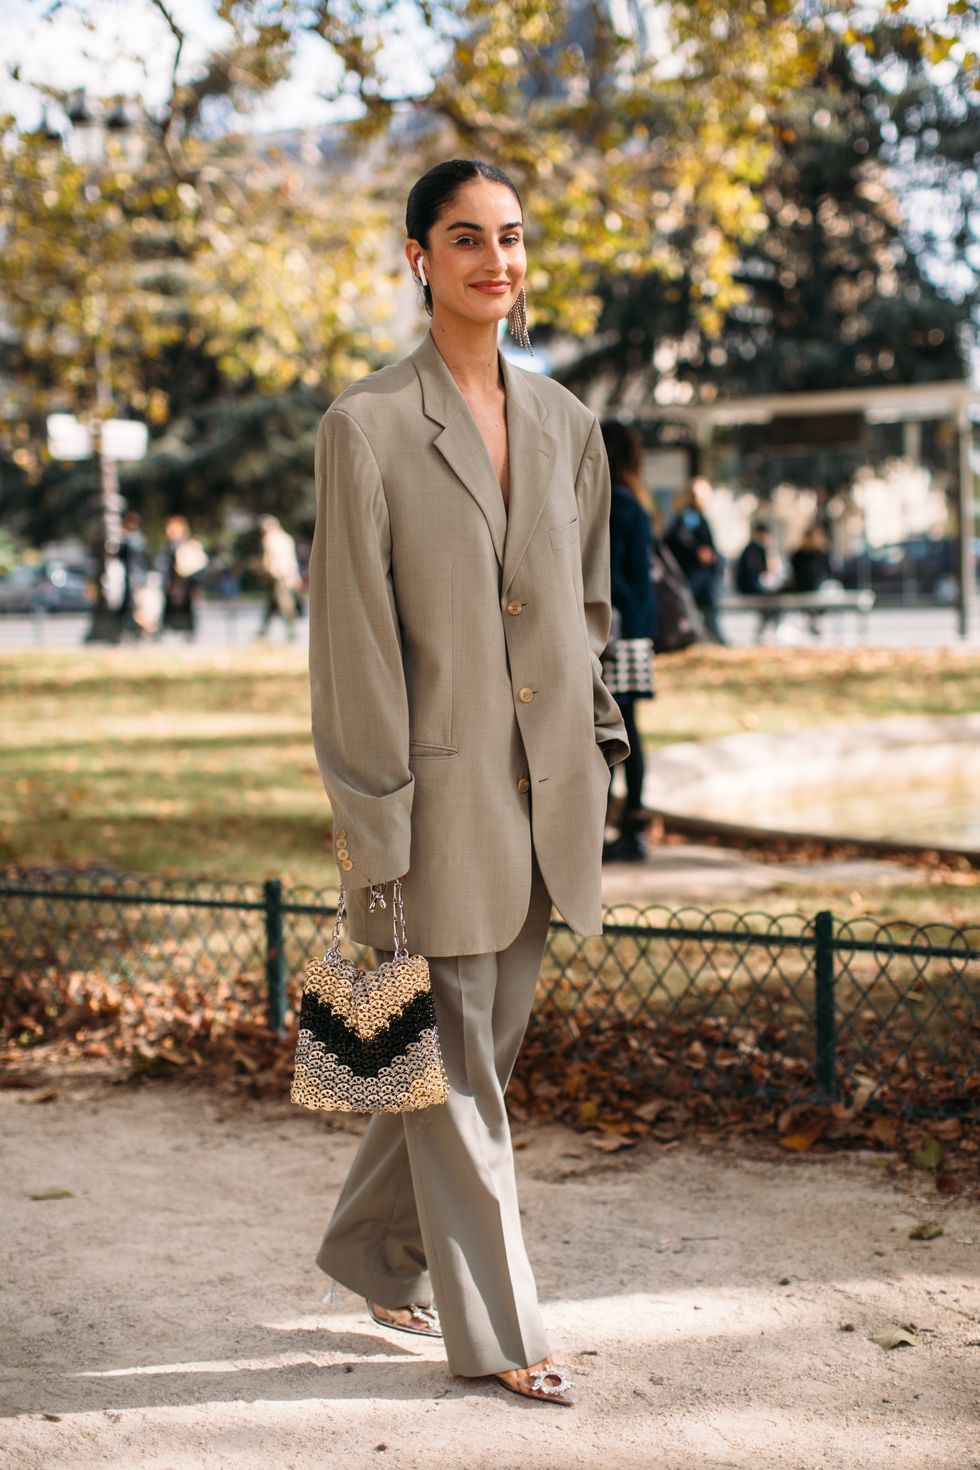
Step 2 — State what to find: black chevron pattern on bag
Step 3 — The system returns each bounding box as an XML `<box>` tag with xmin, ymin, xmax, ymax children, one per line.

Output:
<box><xmin>296</xmin><ymin>984</ymin><xmax>439</xmax><ymax>1078</ymax></box>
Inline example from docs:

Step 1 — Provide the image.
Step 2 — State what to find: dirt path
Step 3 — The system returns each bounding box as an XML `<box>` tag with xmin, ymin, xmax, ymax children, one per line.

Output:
<box><xmin>1</xmin><ymin>1078</ymin><xmax>977</xmax><ymax>1470</ymax></box>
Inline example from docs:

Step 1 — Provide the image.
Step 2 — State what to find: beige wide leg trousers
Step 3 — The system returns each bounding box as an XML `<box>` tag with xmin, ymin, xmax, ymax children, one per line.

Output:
<box><xmin>315</xmin><ymin>849</ymin><xmax>554</xmax><ymax>1377</ymax></box>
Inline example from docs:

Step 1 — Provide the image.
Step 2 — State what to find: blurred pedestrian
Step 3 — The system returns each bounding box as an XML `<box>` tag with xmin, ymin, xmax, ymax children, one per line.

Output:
<box><xmin>159</xmin><ymin>515</ymin><xmax>208</xmax><ymax>641</ymax></box>
<box><xmin>599</xmin><ymin>421</ymin><xmax>657</xmax><ymax>863</ymax></box>
<box><xmin>736</xmin><ymin>520</ymin><xmax>784</xmax><ymax>643</ymax></box>
<box><xmin>255</xmin><ymin>514</ymin><xmax>304</xmax><ymax>642</ymax></box>
<box><xmin>665</xmin><ymin>477</ymin><xmax>726</xmax><ymax>643</ymax></box>
<box><xmin>790</xmin><ymin>524</ymin><xmax>834</xmax><ymax>637</ymax></box>
<box><xmin>118</xmin><ymin>509</ymin><xmax>148</xmax><ymax>641</ymax></box>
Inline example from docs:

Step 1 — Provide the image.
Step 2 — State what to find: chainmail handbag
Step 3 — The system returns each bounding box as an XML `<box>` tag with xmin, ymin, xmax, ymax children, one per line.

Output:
<box><xmin>601</xmin><ymin>634</ymin><xmax>655</xmax><ymax>699</ymax></box>
<box><xmin>291</xmin><ymin>878</ymin><xmax>449</xmax><ymax>1114</ymax></box>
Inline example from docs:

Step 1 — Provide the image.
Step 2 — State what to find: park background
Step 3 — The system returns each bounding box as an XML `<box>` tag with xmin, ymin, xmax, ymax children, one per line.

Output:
<box><xmin>1</xmin><ymin>2</ymin><xmax>979</xmax><ymax>1467</ymax></box>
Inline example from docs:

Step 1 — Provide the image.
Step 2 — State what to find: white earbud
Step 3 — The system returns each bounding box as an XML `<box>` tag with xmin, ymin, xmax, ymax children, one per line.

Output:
<box><xmin>416</xmin><ymin>258</ymin><xmax>428</xmax><ymax>288</ymax></box>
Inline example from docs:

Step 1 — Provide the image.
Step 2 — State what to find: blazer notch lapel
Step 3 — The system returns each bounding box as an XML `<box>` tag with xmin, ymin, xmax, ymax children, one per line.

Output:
<box><xmin>413</xmin><ymin>331</ymin><xmax>507</xmax><ymax>567</ymax></box>
<box><xmin>433</xmin><ymin>416</ymin><xmax>507</xmax><ymax>566</ymax></box>
<box><xmin>501</xmin><ymin>363</ymin><xmax>558</xmax><ymax>593</ymax></box>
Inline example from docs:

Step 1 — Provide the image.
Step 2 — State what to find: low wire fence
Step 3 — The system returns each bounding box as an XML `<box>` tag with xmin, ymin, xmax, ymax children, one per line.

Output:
<box><xmin>1</xmin><ymin>870</ymin><xmax>977</xmax><ymax>1121</ymax></box>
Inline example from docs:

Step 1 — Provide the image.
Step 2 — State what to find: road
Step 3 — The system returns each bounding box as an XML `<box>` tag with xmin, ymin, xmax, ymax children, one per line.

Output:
<box><xmin>1</xmin><ymin>599</ymin><xmax>977</xmax><ymax>653</ymax></box>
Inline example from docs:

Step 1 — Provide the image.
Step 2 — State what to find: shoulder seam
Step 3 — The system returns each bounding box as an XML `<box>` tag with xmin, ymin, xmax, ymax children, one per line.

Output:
<box><xmin>324</xmin><ymin>407</ymin><xmax>391</xmax><ymax>517</ymax></box>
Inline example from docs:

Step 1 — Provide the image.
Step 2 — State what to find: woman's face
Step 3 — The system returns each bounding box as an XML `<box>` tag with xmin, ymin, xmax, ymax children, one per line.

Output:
<box><xmin>406</xmin><ymin>176</ymin><xmax>526</xmax><ymax>329</ymax></box>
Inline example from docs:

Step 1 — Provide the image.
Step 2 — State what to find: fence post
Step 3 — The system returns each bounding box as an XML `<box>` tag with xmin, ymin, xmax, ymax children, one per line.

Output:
<box><xmin>814</xmin><ymin>909</ymin><xmax>837</xmax><ymax>1102</ymax></box>
<box><xmin>264</xmin><ymin>878</ymin><xmax>287</xmax><ymax>1035</ymax></box>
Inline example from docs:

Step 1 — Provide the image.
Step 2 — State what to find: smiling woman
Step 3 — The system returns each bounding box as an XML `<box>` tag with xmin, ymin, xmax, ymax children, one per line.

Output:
<box><xmin>303</xmin><ymin>157</ymin><xmax>630</xmax><ymax>1408</ymax></box>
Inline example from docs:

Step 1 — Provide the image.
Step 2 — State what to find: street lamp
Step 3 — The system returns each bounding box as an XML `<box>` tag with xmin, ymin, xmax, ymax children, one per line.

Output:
<box><xmin>59</xmin><ymin>89</ymin><xmax>147</xmax><ymax>643</ymax></box>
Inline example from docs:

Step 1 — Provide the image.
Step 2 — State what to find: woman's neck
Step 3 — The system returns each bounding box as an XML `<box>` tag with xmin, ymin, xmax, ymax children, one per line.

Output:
<box><xmin>430</xmin><ymin>314</ymin><xmax>503</xmax><ymax>397</ymax></box>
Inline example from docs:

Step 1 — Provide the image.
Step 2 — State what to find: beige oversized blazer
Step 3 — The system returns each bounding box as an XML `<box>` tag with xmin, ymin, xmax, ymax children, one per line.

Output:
<box><xmin>308</xmin><ymin>327</ymin><xmax>630</xmax><ymax>957</ymax></box>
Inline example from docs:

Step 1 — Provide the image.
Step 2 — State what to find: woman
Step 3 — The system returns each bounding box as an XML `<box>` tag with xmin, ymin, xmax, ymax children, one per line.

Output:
<box><xmin>599</xmin><ymin>422</ymin><xmax>658</xmax><ymax>862</ymax></box>
<box><xmin>158</xmin><ymin>515</ymin><xmax>208</xmax><ymax>641</ymax></box>
<box><xmin>308</xmin><ymin>159</ymin><xmax>629</xmax><ymax>1406</ymax></box>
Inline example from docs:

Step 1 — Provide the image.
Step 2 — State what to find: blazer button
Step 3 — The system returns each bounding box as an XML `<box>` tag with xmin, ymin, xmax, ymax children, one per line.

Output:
<box><xmin>335</xmin><ymin>846</ymin><xmax>349</xmax><ymax>860</ymax></box>
<box><xmin>506</xmin><ymin>600</ymin><xmax>524</xmax><ymax>616</ymax></box>
<box><xmin>339</xmin><ymin>858</ymin><xmax>354</xmax><ymax>871</ymax></box>
<box><xmin>335</xmin><ymin>827</ymin><xmax>347</xmax><ymax>839</ymax></box>
<box><xmin>517</xmin><ymin>686</ymin><xmax>535</xmax><ymax>702</ymax></box>
<box><xmin>517</xmin><ymin>777</ymin><xmax>530</xmax><ymax>793</ymax></box>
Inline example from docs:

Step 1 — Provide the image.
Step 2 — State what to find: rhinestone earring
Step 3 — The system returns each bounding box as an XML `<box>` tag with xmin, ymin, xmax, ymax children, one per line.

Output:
<box><xmin>507</xmin><ymin>284</ymin><xmax>532</xmax><ymax>353</ymax></box>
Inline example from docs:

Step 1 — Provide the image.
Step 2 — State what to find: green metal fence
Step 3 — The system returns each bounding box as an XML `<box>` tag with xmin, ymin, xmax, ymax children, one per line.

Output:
<box><xmin>1</xmin><ymin>869</ymin><xmax>977</xmax><ymax>1119</ymax></box>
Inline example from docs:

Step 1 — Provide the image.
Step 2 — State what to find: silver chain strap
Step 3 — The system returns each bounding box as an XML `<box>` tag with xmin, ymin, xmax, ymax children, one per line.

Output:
<box><xmin>329</xmin><ymin>878</ymin><xmax>409</xmax><ymax>960</ymax></box>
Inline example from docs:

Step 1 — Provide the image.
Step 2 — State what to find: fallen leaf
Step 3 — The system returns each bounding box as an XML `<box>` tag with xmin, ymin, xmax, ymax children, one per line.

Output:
<box><xmin>868</xmin><ymin>1116</ymin><xmax>901</xmax><ymax>1147</ymax></box>
<box><xmin>26</xmin><ymin>1188</ymin><xmax>74</xmax><ymax>1201</ymax></box>
<box><xmin>908</xmin><ymin>1221</ymin><xmax>943</xmax><ymax>1240</ymax></box>
<box><xmin>912</xmin><ymin>1137</ymin><xmax>943</xmax><ymax>1170</ymax></box>
<box><xmin>588</xmin><ymin>1134</ymin><xmax>636</xmax><ymax>1153</ymax></box>
<box><xmin>779</xmin><ymin>1117</ymin><xmax>829</xmax><ymax>1152</ymax></box>
<box><xmin>870</xmin><ymin>1326</ymin><xmax>917</xmax><ymax>1350</ymax></box>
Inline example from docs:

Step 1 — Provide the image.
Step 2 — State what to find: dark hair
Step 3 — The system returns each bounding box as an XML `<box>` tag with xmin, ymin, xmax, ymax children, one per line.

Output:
<box><xmin>406</xmin><ymin>159</ymin><xmax>523</xmax><ymax>315</ymax></box>
<box><xmin>600</xmin><ymin>420</ymin><xmax>643</xmax><ymax>487</ymax></box>
<box><xmin>752</xmin><ymin>520</ymin><xmax>771</xmax><ymax>536</ymax></box>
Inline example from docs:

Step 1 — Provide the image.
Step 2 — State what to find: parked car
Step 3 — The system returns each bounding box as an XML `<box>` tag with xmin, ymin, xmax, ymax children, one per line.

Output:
<box><xmin>841</xmin><ymin>537</ymin><xmax>980</xmax><ymax>604</ymax></box>
<box><xmin>0</xmin><ymin>561</ymin><xmax>95</xmax><ymax>614</ymax></box>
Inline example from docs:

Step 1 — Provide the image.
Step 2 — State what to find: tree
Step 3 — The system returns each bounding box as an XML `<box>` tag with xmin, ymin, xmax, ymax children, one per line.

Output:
<box><xmin>559</xmin><ymin>26</ymin><xmax>978</xmax><ymax>402</ymax></box>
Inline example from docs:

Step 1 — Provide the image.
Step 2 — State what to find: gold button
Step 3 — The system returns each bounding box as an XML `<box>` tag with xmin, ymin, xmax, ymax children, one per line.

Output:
<box><xmin>335</xmin><ymin>847</ymin><xmax>349</xmax><ymax>860</ymax></box>
<box><xmin>517</xmin><ymin>777</ymin><xmax>530</xmax><ymax>793</ymax></box>
<box><xmin>339</xmin><ymin>858</ymin><xmax>354</xmax><ymax>871</ymax></box>
<box><xmin>506</xmin><ymin>600</ymin><xmax>524</xmax><ymax>616</ymax></box>
<box><xmin>335</xmin><ymin>827</ymin><xmax>347</xmax><ymax>838</ymax></box>
<box><xmin>517</xmin><ymin>686</ymin><xmax>535</xmax><ymax>703</ymax></box>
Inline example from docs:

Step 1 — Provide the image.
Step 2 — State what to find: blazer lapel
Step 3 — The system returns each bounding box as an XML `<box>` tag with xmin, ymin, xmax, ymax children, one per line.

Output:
<box><xmin>412</xmin><ymin>329</ymin><xmax>559</xmax><ymax>586</ymax></box>
<box><xmin>412</xmin><ymin>330</ymin><xmax>507</xmax><ymax>566</ymax></box>
<box><xmin>499</xmin><ymin>352</ymin><xmax>559</xmax><ymax>594</ymax></box>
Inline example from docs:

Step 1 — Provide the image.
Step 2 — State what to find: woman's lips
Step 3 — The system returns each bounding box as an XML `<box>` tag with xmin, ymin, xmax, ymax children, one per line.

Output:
<box><xmin>469</xmin><ymin>281</ymin><xmax>511</xmax><ymax>294</ymax></box>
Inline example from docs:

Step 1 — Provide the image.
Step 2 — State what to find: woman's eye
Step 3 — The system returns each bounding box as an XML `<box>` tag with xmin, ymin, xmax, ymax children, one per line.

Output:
<box><xmin>451</xmin><ymin>236</ymin><xmax>476</xmax><ymax>246</ymax></box>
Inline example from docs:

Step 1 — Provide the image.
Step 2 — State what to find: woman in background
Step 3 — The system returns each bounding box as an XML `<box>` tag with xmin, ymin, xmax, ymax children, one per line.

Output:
<box><xmin>600</xmin><ymin>421</ymin><xmax>657</xmax><ymax>862</ymax></box>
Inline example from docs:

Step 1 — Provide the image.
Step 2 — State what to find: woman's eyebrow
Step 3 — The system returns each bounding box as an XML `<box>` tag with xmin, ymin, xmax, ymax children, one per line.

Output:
<box><xmin>443</xmin><ymin>219</ymin><xmax>524</xmax><ymax>232</ymax></box>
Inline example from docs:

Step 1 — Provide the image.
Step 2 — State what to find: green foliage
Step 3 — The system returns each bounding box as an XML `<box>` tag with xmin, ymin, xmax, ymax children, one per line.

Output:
<box><xmin>1</xmin><ymin>0</ymin><xmax>975</xmax><ymax>529</ymax></box>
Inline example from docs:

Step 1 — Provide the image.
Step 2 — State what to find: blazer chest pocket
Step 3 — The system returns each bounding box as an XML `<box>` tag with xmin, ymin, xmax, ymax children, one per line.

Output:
<box><xmin>548</xmin><ymin>516</ymin><xmax>580</xmax><ymax>551</ymax></box>
<box><xmin>409</xmin><ymin>740</ymin><xmax>458</xmax><ymax>759</ymax></box>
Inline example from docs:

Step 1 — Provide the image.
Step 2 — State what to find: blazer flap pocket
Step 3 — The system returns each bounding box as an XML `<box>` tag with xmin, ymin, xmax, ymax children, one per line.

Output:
<box><xmin>548</xmin><ymin>516</ymin><xmax>580</xmax><ymax>550</ymax></box>
<box><xmin>408</xmin><ymin>740</ymin><xmax>458</xmax><ymax>759</ymax></box>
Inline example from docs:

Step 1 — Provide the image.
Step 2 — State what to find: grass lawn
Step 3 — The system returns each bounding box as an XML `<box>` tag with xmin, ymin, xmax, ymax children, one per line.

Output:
<box><xmin>2</xmin><ymin>643</ymin><xmax>978</xmax><ymax>924</ymax></box>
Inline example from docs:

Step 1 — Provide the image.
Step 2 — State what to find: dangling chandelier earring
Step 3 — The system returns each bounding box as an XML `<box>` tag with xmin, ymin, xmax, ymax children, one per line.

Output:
<box><xmin>507</xmin><ymin>284</ymin><xmax>533</xmax><ymax>354</ymax></box>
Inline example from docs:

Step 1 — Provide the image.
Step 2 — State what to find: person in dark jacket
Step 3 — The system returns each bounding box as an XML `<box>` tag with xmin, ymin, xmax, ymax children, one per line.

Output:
<box><xmin>789</xmin><ymin>524</ymin><xmax>834</xmax><ymax>636</ymax></box>
<box><xmin>118</xmin><ymin>509</ymin><xmax>148</xmax><ymax>642</ymax></box>
<box><xmin>736</xmin><ymin>520</ymin><xmax>783</xmax><ymax>642</ymax></box>
<box><xmin>600</xmin><ymin>421</ymin><xmax>658</xmax><ymax>862</ymax></box>
<box><xmin>665</xmin><ymin>478</ymin><xmax>726</xmax><ymax>643</ymax></box>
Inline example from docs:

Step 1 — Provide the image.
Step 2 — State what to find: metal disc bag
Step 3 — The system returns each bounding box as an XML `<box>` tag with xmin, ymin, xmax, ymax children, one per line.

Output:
<box><xmin>291</xmin><ymin>878</ymin><xmax>449</xmax><ymax>1114</ymax></box>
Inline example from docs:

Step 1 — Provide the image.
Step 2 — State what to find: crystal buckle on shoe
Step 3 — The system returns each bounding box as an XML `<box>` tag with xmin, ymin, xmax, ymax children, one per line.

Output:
<box><xmin>530</xmin><ymin>1365</ymin><xmax>573</xmax><ymax>1396</ymax></box>
<box><xmin>409</xmin><ymin>1303</ymin><xmax>439</xmax><ymax>1327</ymax></box>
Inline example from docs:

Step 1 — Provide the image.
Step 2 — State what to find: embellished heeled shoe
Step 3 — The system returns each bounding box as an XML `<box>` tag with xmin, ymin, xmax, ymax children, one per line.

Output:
<box><xmin>493</xmin><ymin>1360</ymin><xmax>575</xmax><ymax>1407</ymax></box>
<box><xmin>366</xmin><ymin>1299</ymin><xmax>443</xmax><ymax>1339</ymax></box>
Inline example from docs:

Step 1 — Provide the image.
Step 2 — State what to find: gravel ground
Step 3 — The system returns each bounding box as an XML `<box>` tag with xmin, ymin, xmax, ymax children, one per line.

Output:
<box><xmin>1</xmin><ymin>1078</ymin><xmax>978</xmax><ymax>1470</ymax></box>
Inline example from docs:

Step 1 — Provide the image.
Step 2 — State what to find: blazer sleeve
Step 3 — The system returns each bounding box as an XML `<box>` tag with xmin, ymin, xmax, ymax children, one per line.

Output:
<box><xmin>574</xmin><ymin>416</ymin><xmax>631</xmax><ymax>769</ymax></box>
<box><xmin>308</xmin><ymin>406</ymin><xmax>414</xmax><ymax>889</ymax></box>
